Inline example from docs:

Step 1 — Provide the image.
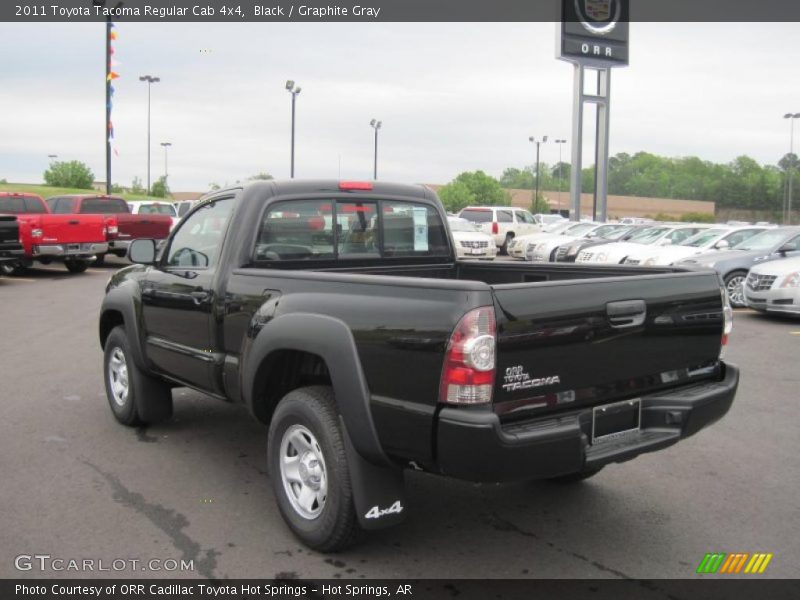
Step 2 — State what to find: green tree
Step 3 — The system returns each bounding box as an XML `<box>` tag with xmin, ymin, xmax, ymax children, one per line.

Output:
<box><xmin>500</xmin><ymin>167</ymin><xmax>533</xmax><ymax>189</ymax></box>
<box><xmin>43</xmin><ymin>160</ymin><xmax>94</xmax><ymax>189</ymax></box>
<box><xmin>451</xmin><ymin>170</ymin><xmax>509</xmax><ymax>205</ymax></box>
<box><xmin>150</xmin><ymin>176</ymin><xmax>170</xmax><ymax>198</ymax></box>
<box><xmin>437</xmin><ymin>181</ymin><xmax>476</xmax><ymax>213</ymax></box>
<box><xmin>130</xmin><ymin>176</ymin><xmax>146</xmax><ymax>194</ymax></box>
<box><xmin>530</xmin><ymin>195</ymin><xmax>551</xmax><ymax>214</ymax></box>
<box><xmin>248</xmin><ymin>172</ymin><xmax>274</xmax><ymax>181</ymax></box>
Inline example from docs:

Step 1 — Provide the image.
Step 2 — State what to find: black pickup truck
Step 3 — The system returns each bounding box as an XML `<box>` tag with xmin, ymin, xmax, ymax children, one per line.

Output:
<box><xmin>99</xmin><ymin>180</ymin><xmax>738</xmax><ymax>551</ymax></box>
<box><xmin>0</xmin><ymin>215</ymin><xmax>25</xmax><ymax>275</ymax></box>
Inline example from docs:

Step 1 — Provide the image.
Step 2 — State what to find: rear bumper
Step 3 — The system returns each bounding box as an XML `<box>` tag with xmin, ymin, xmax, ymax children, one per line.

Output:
<box><xmin>33</xmin><ymin>242</ymin><xmax>108</xmax><ymax>258</ymax></box>
<box><xmin>436</xmin><ymin>363</ymin><xmax>739</xmax><ymax>482</ymax></box>
<box><xmin>0</xmin><ymin>244</ymin><xmax>24</xmax><ymax>264</ymax></box>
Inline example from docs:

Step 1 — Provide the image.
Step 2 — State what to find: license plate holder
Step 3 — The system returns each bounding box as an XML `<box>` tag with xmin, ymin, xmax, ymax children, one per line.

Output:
<box><xmin>67</xmin><ymin>243</ymin><xmax>80</xmax><ymax>252</ymax></box>
<box><xmin>592</xmin><ymin>398</ymin><xmax>641</xmax><ymax>443</ymax></box>
<box><xmin>470</xmin><ymin>248</ymin><xmax>484</xmax><ymax>255</ymax></box>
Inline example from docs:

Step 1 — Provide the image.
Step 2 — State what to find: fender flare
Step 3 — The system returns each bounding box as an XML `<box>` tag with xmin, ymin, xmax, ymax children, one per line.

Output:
<box><xmin>99</xmin><ymin>284</ymin><xmax>149</xmax><ymax>372</ymax></box>
<box><xmin>242</xmin><ymin>312</ymin><xmax>390</xmax><ymax>467</ymax></box>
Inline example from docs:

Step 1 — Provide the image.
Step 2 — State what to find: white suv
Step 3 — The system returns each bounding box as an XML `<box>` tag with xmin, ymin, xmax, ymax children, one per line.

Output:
<box><xmin>458</xmin><ymin>206</ymin><xmax>542</xmax><ymax>253</ymax></box>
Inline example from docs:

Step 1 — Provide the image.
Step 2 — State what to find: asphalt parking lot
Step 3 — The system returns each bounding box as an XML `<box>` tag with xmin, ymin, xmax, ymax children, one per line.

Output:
<box><xmin>1</xmin><ymin>257</ymin><xmax>798</xmax><ymax>580</ymax></box>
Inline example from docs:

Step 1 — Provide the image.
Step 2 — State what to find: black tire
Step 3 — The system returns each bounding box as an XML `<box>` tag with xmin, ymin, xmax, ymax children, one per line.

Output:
<box><xmin>500</xmin><ymin>233</ymin><xmax>513</xmax><ymax>255</ymax></box>
<box><xmin>103</xmin><ymin>326</ymin><xmax>173</xmax><ymax>426</ymax></box>
<box><xmin>64</xmin><ymin>259</ymin><xmax>89</xmax><ymax>274</ymax></box>
<box><xmin>723</xmin><ymin>270</ymin><xmax>748</xmax><ymax>308</ymax></box>
<box><xmin>93</xmin><ymin>253</ymin><xmax>106</xmax><ymax>266</ymax></box>
<box><xmin>549</xmin><ymin>465</ymin><xmax>604</xmax><ymax>484</ymax></box>
<box><xmin>267</xmin><ymin>386</ymin><xmax>360</xmax><ymax>552</ymax></box>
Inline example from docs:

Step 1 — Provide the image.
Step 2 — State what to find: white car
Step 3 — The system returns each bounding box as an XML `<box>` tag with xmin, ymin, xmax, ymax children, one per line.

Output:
<box><xmin>527</xmin><ymin>223</ymin><xmax>626</xmax><ymax>262</ymax></box>
<box><xmin>174</xmin><ymin>200</ymin><xmax>197</xmax><ymax>219</ymax></box>
<box><xmin>447</xmin><ymin>217</ymin><xmax>497</xmax><ymax>260</ymax></box>
<box><xmin>575</xmin><ymin>224</ymin><xmax>710</xmax><ymax>265</ymax></box>
<box><xmin>127</xmin><ymin>200</ymin><xmax>180</xmax><ymax>230</ymax></box>
<box><xmin>506</xmin><ymin>221</ymin><xmax>592</xmax><ymax>259</ymax></box>
<box><xmin>744</xmin><ymin>256</ymin><xmax>800</xmax><ymax>316</ymax></box>
<box><xmin>623</xmin><ymin>226</ymin><xmax>767</xmax><ymax>266</ymax></box>
<box><xmin>458</xmin><ymin>206</ymin><xmax>542</xmax><ymax>253</ymax></box>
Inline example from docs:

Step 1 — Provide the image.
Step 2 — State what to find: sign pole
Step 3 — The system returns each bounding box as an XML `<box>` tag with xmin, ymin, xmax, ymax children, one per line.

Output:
<box><xmin>595</xmin><ymin>68</ymin><xmax>611</xmax><ymax>222</ymax></box>
<box><xmin>569</xmin><ymin>63</ymin><xmax>585</xmax><ymax>222</ymax></box>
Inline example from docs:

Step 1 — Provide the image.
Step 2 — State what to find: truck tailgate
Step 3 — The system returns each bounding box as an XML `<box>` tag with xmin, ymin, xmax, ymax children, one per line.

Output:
<box><xmin>115</xmin><ymin>213</ymin><xmax>172</xmax><ymax>239</ymax></box>
<box><xmin>0</xmin><ymin>215</ymin><xmax>19</xmax><ymax>244</ymax></box>
<box><xmin>491</xmin><ymin>270</ymin><xmax>724</xmax><ymax>415</ymax></box>
<box><xmin>18</xmin><ymin>214</ymin><xmax>107</xmax><ymax>244</ymax></box>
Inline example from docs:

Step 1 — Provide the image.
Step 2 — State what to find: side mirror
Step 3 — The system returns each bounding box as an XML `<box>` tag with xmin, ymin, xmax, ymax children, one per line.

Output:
<box><xmin>714</xmin><ymin>239</ymin><xmax>730</xmax><ymax>250</ymax></box>
<box><xmin>128</xmin><ymin>239</ymin><xmax>157</xmax><ymax>264</ymax></box>
<box><xmin>777</xmin><ymin>242</ymin><xmax>797</xmax><ymax>255</ymax></box>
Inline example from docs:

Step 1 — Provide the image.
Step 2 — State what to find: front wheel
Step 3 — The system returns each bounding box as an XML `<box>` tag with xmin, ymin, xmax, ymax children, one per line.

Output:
<box><xmin>723</xmin><ymin>270</ymin><xmax>748</xmax><ymax>308</ymax></box>
<box><xmin>64</xmin><ymin>259</ymin><xmax>89</xmax><ymax>274</ymax></box>
<box><xmin>500</xmin><ymin>234</ymin><xmax>513</xmax><ymax>255</ymax></box>
<box><xmin>103</xmin><ymin>326</ymin><xmax>173</xmax><ymax>426</ymax></box>
<box><xmin>267</xmin><ymin>386</ymin><xmax>360</xmax><ymax>552</ymax></box>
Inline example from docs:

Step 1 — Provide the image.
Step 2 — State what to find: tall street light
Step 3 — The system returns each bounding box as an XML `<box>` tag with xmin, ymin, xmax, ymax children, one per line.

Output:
<box><xmin>48</xmin><ymin>154</ymin><xmax>58</xmax><ymax>161</ymax></box>
<box><xmin>528</xmin><ymin>136</ymin><xmax>548</xmax><ymax>207</ymax></box>
<box><xmin>160</xmin><ymin>142</ymin><xmax>172</xmax><ymax>187</ymax></box>
<box><xmin>286</xmin><ymin>80</ymin><xmax>301</xmax><ymax>178</ymax></box>
<box><xmin>370</xmin><ymin>119</ymin><xmax>382</xmax><ymax>179</ymax></box>
<box><xmin>554</xmin><ymin>139</ymin><xmax>567</xmax><ymax>214</ymax></box>
<box><xmin>139</xmin><ymin>74</ymin><xmax>160</xmax><ymax>194</ymax></box>
<box><xmin>784</xmin><ymin>112</ymin><xmax>800</xmax><ymax>224</ymax></box>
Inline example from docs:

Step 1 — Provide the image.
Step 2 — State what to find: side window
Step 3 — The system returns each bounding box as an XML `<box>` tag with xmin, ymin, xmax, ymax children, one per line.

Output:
<box><xmin>178</xmin><ymin>203</ymin><xmax>191</xmax><ymax>217</ymax></box>
<box><xmin>46</xmin><ymin>197</ymin><xmax>58</xmax><ymax>211</ymax></box>
<box><xmin>382</xmin><ymin>201</ymin><xmax>449</xmax><ymax>257</ymax></box>
<box><xmin>53</xmin><ymin>198</ymin><xmax>72</xmax><ymax>214</ymax></box>
<box><xmin>516</xmin><ymin>210</ymin><xmax>535</xmax><ymax>224</ymax></box>
<box><xmin>166</xmin><ymin>198</ymin><xmax>233</xmax><ymax>268</ymax></box>
<box><xmin>668</xmin><ymin>228</ymin><xmax>696</xmax><ymax>244</ymax></box>
<box><xmin>496</xmin><ymin>210</ymin><xmax>513</xmax><ymax>223</ymax></box>
<box><xmin>726</xmin><ymin>229</ymin><xmax>757</xmax><ymax>247</ymax></box>
<box><xmin>255</xmin><ymin>199</ymin><xmax>334</xmax><ymax>261</ymax></box>
<box><xmin>338</xmin><ymin>201</ymin><xmax>379</xmax><ymax>258</ymax></box>
<box><xmin>24</xmin><ymin>197</ymin><xmax>48</xmax><ymax>214</ymax></box>
<box><xmin>783</xmin><ymin>234</ymin><xmax>800</xmax><ymax>252</ymax></box>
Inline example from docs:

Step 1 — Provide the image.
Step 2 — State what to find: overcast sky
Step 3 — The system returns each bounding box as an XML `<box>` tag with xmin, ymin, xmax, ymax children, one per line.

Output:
<box><xmin>1</xmin><ymin>22</ymin><xmax>799</xmax><ymax>191</ymax></box>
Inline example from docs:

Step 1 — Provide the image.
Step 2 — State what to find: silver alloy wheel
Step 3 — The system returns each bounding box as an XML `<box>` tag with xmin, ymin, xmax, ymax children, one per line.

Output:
<box><xmin>726</xmin><ymin>275</ymin><xmax>746</xmax><ymax>307</ymax></box>
<box><xmin>279</xmin><ymin>424</ymin><xmax>328</xmax><ymax>520</ymax></box>
<box><xmin>108</xmin><ymin>347</ymin><xmax>129</xmax><ymax>407</ymax></box>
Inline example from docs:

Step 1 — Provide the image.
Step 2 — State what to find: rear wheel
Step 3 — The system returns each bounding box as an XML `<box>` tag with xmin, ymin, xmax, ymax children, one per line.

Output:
<box><xmin>64</xmin><ymin>259</ymin><xmax>89</xmax><ymax>274</ymax></box>
<box><xmin>103</xmin><ymin>326</ymin><xmax>173</xmax><ymax>426</ymax></box>
<box><xmin>267</xmin><ymin>386</ymin><xmax>360</xmax><ymax>552</ymax></box>
<box><xmin>723</xmin><ymin>270</ymin><xmax>748</xmax><ymax>307</ymax></box>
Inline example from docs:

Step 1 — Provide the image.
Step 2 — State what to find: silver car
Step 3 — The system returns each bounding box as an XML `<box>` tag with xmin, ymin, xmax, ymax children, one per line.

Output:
<box><xmin>743</xmin><ymin>256</ymin><xmax>800</xmax><ymax>316</ymax></box>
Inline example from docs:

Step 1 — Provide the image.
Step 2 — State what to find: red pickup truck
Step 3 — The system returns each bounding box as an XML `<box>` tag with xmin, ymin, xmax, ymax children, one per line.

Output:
<box><xmin>46</xmin><ymin>195</ymin><xmax>173</xmax><ymax>264</ymax></box>
<box><xmin>0</xmin><ymin>192</ymin><xmax>108</xmax><ymax>273</ymax></box>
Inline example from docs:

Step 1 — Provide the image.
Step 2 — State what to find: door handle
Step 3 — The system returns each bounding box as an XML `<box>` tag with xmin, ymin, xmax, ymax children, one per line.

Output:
<box><xmin>607</xmin><ymin>300</ymin><xmax>646</xmax><ymax>329</ymax></box>
<box><xmin>190</xmin><ymin>290</ymin><xmax>210</xmax><ymax>304</ymax></box>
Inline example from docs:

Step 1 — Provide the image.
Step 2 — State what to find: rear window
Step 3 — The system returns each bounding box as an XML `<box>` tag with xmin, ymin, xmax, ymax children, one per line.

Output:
<box><xmin>255</xmin><ymin>198</ymin><xmax>449</xmax><ymax>262</ymax></box>
<box><xmin>459</xmin><ymin>209</ymin><xmax>493</xmax><ymax>223</ymax></box>
<box><xmin>496</xmin><ymin>210</ymin><xmax>513</xmax><ymax>223</ymax></box>
<box><xmin>0</xmin><ymin>196</ymin><xmax>46</xmax><ymax>214</ymax></box>
<box><xmin>137</xmin><ymin>203</ymin><xmax>177</xmax><ymax>216</ymax></box>
<box><xmin>79</xmin><ymin>197</ymin><xmax>130</xmax><ymax>214</ymax></box>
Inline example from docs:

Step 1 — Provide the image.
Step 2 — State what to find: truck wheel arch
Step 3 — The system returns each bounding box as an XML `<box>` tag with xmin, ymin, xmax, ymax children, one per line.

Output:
<box><xmin>243</xmin><ymin>313</ymin><xmax>390</xmax><ymax>467</ymax></box>
<box><xmin>99</xmin><ymin>285</ymin><xmax>149</xmax><ymax>372</ymax></box>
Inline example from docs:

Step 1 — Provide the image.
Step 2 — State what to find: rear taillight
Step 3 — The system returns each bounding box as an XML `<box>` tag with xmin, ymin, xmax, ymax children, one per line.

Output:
<box><xmin>720</xmin><ymin>286</ymin><xmax>733</xmax><ymax>358</ymax></box>
<box><xmin>439</xmin><ymin>306</ymin><xmax>496</xmax><ymax>405</ymax></box>
<box><xmin>105</xmin><ymin>217</ymin><xmax>118</xmax><ymax>237</ymax></box>
<box><xmin>492</xmin><ymin>222</ymin><xmax>499</xmax><ymax>235</ymax></box>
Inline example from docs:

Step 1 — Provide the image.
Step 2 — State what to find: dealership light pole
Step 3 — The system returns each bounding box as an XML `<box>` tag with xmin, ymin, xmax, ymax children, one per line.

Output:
<box><xmin>784</xmin><ymin>113</ymin><xmax>800</xmax><ymax>224</ymax></box>
<box><xmin>370</xmin><ymin>119</ymin><xmax>382</xmax><ymax>179</ymax></box>
<box><xmin>160</xmin><ymin>142</ymin><xmax>172</xmax><ymax>187</ymax></box>
<box><xmin>529</xmin><ymin>136</ymin><xmax>548</xmax><ymax>206</ymax></box>
<box><xmin>48</xmin><ymin>154</ymin><xmax>58</xmax><ymax>161</ymax></box>
<box><xmin>554</xmin><ymin>139</ymin><xmax>567</xmax><ymax>214</ymax></box>
<box><xmin>139</xmin><ymin>74</ymin><xmax>160</xmax><ymax>194</ymax></box>
<box><xmin>286</xmin><ymin>80</ymin><xmax>301</xmax><ymax>178</ymax></box>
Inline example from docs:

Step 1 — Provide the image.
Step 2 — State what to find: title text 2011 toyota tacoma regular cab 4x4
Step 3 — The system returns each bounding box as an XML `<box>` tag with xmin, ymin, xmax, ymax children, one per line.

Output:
<box><xmin>99</xmin><ymin>180</ymin><xmax>739</xmax><ymax>551</ymax></box>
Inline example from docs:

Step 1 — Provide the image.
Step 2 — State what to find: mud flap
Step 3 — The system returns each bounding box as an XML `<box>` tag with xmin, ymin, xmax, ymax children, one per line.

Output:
<box><xmin>342</xmin><ymin>421</ymin><xmax>406</xmax><ymax>530</ymax></box>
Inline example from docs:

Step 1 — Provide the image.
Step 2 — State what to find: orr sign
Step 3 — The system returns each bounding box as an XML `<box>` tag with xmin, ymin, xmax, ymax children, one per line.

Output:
<box><xmin>557</xmin><ymin>0</ymin><xmax>629</xmax><ymax>67</ymax></box>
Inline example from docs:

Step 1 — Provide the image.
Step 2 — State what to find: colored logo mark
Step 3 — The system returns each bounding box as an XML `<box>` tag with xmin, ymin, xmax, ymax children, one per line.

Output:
<box><xmin>696</xmin><ymin>552</ymin><xmax>773</xmax><ymax>574</ymax></box>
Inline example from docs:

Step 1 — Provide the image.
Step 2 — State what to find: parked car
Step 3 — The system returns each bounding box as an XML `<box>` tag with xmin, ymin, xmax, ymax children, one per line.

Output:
<box><xmin>527</xmin><ymin>223</ymin><xmax>627</xmax><ymax>262</ymax></box>
<box><xmin>100</xmin><ymin>179</ymin><xmax>737</xmax><ymax>552</ymax></box>
<box><xmin>0</xmin><ymin>192</ymin><xmax>107</xmax><ymax>273</ymax></box>
<box><xmin>0</xmin><ymin>215</ymin><xmax>25</xmax><ymax>275</ymax></box>
<box><xmin>743</xmin><ymin>256</ymin><xmax>800</xmax><ymax>316</ymax></box>
<box><xmin>174</xmin><ymin>200</ymin><xmax>197</xmax><ymax>219</ymax></box>
<box><xmin>576</xmin><ymin>224</ymin><xmax>710</xmax><ymax>265</ymax></box>
<box><xmin>458</xmin><ymin>206</ymin><xmax>542</xmax><ymax>253</ymax></box>
<box><xmin>678</xmin><ymin>227</ymin><xmax>800</xmax><ymax>307</ymax></box>
<box><xmin>507</xmin><ymin>221</ymin><xmax>594</xmax><ymax>259</ymax></box>
<box><xmin>447</xmin><ymin>216</ymin><xmax>496</xmax><ymax>260</ymax></box>
<box><xmin>127</xmin><ymin>200</ymin><xmax>180</xmax><ymax>231</ymax></box>
<box><xmin>623</xmin><ymin>226</ymin><xmax>767</xmax><ymax>266</ymax></box>
<box><xmin>46</xmin><ymin>194</ymin><xmax>173</xmax><ymax>264</ymax></box>
<box><xmin>556</xmin><ymin>224</ymin><xmax>649</xmax><ymax>263</ymax></box>
<box><xmin>534</xmin><ymin>213</ymin><xmax>567</xmax><ymax>228</ymax></box>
